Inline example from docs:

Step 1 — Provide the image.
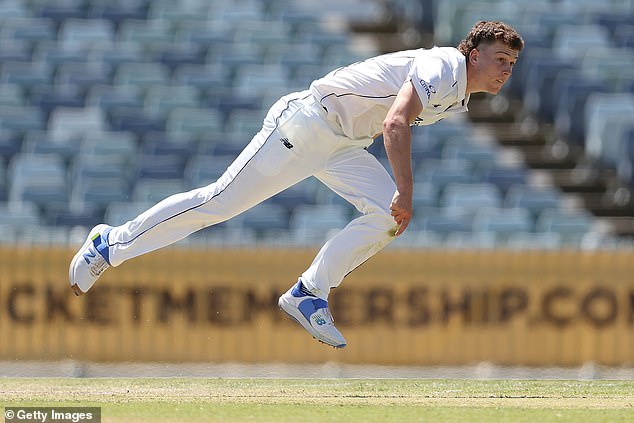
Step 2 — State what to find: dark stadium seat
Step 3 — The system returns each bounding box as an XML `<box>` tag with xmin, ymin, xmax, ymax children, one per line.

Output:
<box><xmin>135</xmin><ymin>153</ymin><xmax>187</xmax><ymax>180</ymax></box>
<box><xmin>553</xmin><ymin>73</ymin><xmax>608</xmax><ymax>145</ymax></box>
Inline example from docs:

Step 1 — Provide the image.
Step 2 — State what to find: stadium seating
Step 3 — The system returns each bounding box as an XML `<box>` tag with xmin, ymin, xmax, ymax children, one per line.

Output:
<box><xmin>0</xmin><ymin>0</ymin><xmax>630</xmax><ymax>249</ymax></box>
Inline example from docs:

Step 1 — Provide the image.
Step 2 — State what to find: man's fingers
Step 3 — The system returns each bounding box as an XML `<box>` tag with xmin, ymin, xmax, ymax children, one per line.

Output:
<box><xmin>394</xmin><ymin>216</ymin><xmax>410</xmax><ymax>236</ymax></box>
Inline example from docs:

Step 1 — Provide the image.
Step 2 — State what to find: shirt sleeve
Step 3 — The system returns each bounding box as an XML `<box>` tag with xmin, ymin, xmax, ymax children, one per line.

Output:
<box><xmin>407</xmin><ymin>54</ymin><xmax>450</xmax><ymax>110</ymax></box>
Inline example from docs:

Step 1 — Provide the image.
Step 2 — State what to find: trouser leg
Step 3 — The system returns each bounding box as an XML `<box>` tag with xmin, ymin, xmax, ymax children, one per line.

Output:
<box><xmin>301</xmin><ymin>144</ymin><xmax>398</xmax><ymax>299</ymax></box>
<box><xmin>106</xmin><ymin>92</ymin><xmax>320</xmax><ymax>267</ymax></box>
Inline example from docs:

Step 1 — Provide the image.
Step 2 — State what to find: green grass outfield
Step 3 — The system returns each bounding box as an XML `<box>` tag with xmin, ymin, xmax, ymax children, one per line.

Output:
<box><xmin>2</xmin><ymin>378</ymin><xmax>634</xmax><ymax>422</ymax></box>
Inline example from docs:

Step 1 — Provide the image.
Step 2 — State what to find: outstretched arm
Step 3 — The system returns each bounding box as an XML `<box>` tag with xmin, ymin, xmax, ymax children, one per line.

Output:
<box><xmin>383</xmin><ymin>81</ymin><xmax>423</xmax><ymax>236</ymax></box>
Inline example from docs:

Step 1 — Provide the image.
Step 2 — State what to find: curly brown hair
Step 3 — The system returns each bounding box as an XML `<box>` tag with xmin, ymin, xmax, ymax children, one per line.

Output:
<box><xmin>457</xmin><ymin>21</ymin><xmax>524</xmax><ymax>57</ymax></box>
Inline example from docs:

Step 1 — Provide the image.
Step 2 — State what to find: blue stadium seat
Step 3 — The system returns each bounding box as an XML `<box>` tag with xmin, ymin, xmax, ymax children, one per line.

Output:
<box><xmin>1</xmin><ymin>61</ymin><xmax>52</xmax><ymax>89</ymax></box>
<box><xmin>207</xmin><ymin>42</ymin><xmax>264</xmax><ymax>71</ymax></box>
<box><xmin>9</xmin><ymin>153</ymin><xmax>69</xmax><ymax>206</ymax></box>
<box><xmin>584</xmin><ymin>92</ymin><xmax>634</xmax><ymax>165</ymax></box>
<box><xmin>1</xmin><ymin>17</ymin><xmax>57</xmax><ymax>47</ymax></box>
<box><xmin>0</xmin><ymin>0</ymin><xmax>28</xmax><ymax>19</ymax></box>
<box><xmin>78</xmin><ymin>132</ymin><xmax>138</xmax><ymax>166</ymax></box>
<box><xmin>116</xmin><ymin>19</ymin><xmax>172</xmax><ymax>51</ymax></box>
<box><xmin>553</xmin><ymin>73</ymin><xmax>608</xmax><ymax>145</ymax></box>
<box><xmin>0</xmin><ymin>83</ymin><xmax>25</xmax><ymax>107</ymax></box>
<box><xmin>552</xmin><ymin>24</ymin><xmax>613</xmax><ymax>60</ymax></box>
<box><xmin>91</xmin><ymin>43</ymin><xmax>145</xmax><ymax>68</ymax></box>
<box><xmin>614</xmin><ymin>25</ymin><xmax>634</xmax><ymax>48</ymax></box>
<box><xmin>29</xmin><ymin>84</ymin><xmax>85</xmax><ymax>120</ymax></box>
<box><xmin>441</xmin><ymin>141</ymin><xmax>497</xmax><ymax>168</ymax></box>
<box><xmin>172</xmin><ymin>64</ymin><xmax>232</xmax><ymax>97</ymax></box>
<box><xmin>147</xmin><ymin>0</ymin><xmax>209</xmax><ymax>24</ymax></box>
<box><xmin>88</xmin><ymin>0</ymin><xmax>148</xmax><ymax>25</ymax></box>
<box><xmin>274</xmin><ymin>44</ymin><xmax>323</xmax><ymax>73</ymax></box>
<box><xmin>445</xmin><ymin>231</ymin><xmax>497</xmax><ymax>249</ymax></box>
<box><xmin>141</xmin><ymin>133</ymin><xmax>197</xmax><ymax>158</ymax></box>
<box><xmin>290</xmin><ymin>204</ymin><xmax>350</xmax><ymax>244</ymax></box>
<box><xmin>415</xmin><ymin>207</ymin><xmax>473</xmax><ymax>235</ymax></box>
<box><xmin>22</xmin><ymin>130</ymin><xmax>78</xmax><ymax>161</ymax></box>
<box><xmin>441</xmin><ymin>183</ymin><xmax>503</xmax><ymax>215</ymax></box>
<box><xmin>136</xmin><ymin>153</ymin><xmax>186</xmax><ymax>180</ymax></box>
<box><xmin>31</xmin><ymin>41</ymin><xmax>88</xmax><ymax>68</ymax></box>
<box><xmin>71</xmin><ymin>175</ymin><xmax>131</xmax><ymax>208</ymax></box>
<box><xmin>59</xmin><ymin>18</ymin><xmax>115</xmax><ymax>49</ymax></box>
<box><xmin>234</xmin><ymin>201</ymin><xmax>291</xmax><ymax>234</ymax></box>
<box><xmin>184</xmin><ymin>154</ymin><xmax>234</xmax><ymax>188</ymax></box>
<box><xmin>109</xmin><ymin>107</ymin><xmax>166</xmax><ymax>137</ymax></box>
<box><xmin>0</xmin><ymin>105</ymin><xmax>45</xmax><ymax>134</ymax></box>
<box><xmin>270</xmin><ymin>179</ymin><xmax>318</xmax><ymax>211</ymax></box>
<box><xmin>48</xmin><ymin>107</ymin><xmax>106</xmax><ymax>140</ymax></box>
<box><xmin>508</xmin><ymin>47</ymin><xmax>554</xmax><ymax>98</ymax></box>
<box><xmin>479</xmin><ymin>165</ymin><xmax>528</xmax><ymax>194</ymax></box>
<box><xmin>505</xmin><ymin>185</ymin><xmax>561</xmax><ymax>215</ymax></box>
<box><xmin>505</xmin><ymin>231</ymin><xmax>562</xmax><ymax>250</ymax></box>
<box><xmin>536</xmin><ymin>209</ymin><xmax>595</xmax><ymax>245</ymax></box>
<box><xmin>154</xmin><ymin>44</ymin><xmax>205</xmax><ymax>72</ymax></box>
<box><xmin>0</xmin><ymin>129</ymin><xmax>22</xmax><ymax>161</ymax></box>
<box><xmin>45</xmin><ymin>203</ymin><xmax>103</xmax><ymax>228</ymax></box>
<box><xmin>207</xmin><ymin>94</ymin><xmax>263</xmax><ymax>121</ymax></box>
<box><xmin>616</xmin><ymin>128</ymin><xmax>634</xmax><ymax>185</ymax></box>
<box><xmin>0</xmin><ymin>158</ymin><xmax>6</xmax><ymax>201</ymax></box>
<box><xmin>415</xmin><ymin>159</ymin><xmax>476</xmax><ymax>191</ymax></box>
<box><xmin>165</xmin><ymin>107</ymin><xmax>224</xmax><ymax>142</ymax></box>
<box><xmin>72</xmin><ymin>149</ymin><xmax>133</xmax><ymax>182</ymax></box>
<box><xmin>522</xmin><ymin>59</ymin><xmax>578</xmax><ymax>121</ymax></box>
<box><xmin>86</xmin><ymin>84</ymin><xmax>144</xmax><ymax>114</ymax></box>
<box><xmin>473</xmin><ymin>207</ymin><xmax>533</xmax><ymax>237</ymax></box>
<box><xmin>0</xmin><ymin>39</ymin><xmax>32</xmax><ymax>63</ymax></box>
<box><xmin>174</xmin><ymin>23</ymin><xmax>231</xmax><ymax>50</ymax></box>
<box><xmin>208</xmin><ymin>0</ymin><xmax>264</xmax><ymax>24</ymax></box>
<box><xmin>234</xmin><ymin>19</ymin><xmax>292</xmax><ymax>47</ymax></box>
<box><xmin>0</xmin><ymin>201</ymin><xmax>43</xmax><ymax>227</ymax></box>
<box><xmin>143</xmin><ymin>85</ymin><xmax>201</xmax><ymax>119</ymax></box>
<box><xmin>113</xmin><ymin>62</ymin><xmax>171</xmax><ymax>88</ymax></box>
<box><xmin>224</xmin><ymin>109</ymin><xmax>266</xmax><ymax>140</ymax></box>
<box><xmin>55</xmin><ymin>62</ymin><xmax>112</xmax><ymax>93</ymax></box>
<box><xmin>412</xmin><ymin>181</ymin><xmax>439</xmax><ymax>209</ymax></box>
<box><xmin>35</xmin><ymin>0</ymin><xmax>87</xmax><ymax>23</ymax></box>
<box><xmin>132</xmin><ymin>178</ymin><xmax>186</xmax><ymax>203</ymax></box>
<box><xmin>104</xmin><ymin>201</ymin><xmax>153</xmax><ymax>226</ymax></box>
<box><xmin>580</xmin><ymin>48</ymin><xmax>634</xmax><ymax>90</ymax></box>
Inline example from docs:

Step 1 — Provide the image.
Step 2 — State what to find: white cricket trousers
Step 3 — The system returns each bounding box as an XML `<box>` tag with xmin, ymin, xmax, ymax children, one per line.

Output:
<box><xmin>106</xmin><ymin>90</ymin><xmax>398</xmax><ymax>299</ymax></box>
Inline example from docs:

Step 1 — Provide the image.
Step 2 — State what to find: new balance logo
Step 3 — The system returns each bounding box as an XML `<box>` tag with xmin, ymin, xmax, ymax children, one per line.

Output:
<box><xmin>82</xmin><ymin>247</ymin><xmax>97</xmax><ymax>264</ymax></box>
<box><xmin>313</xmin><ymin>315</ymin><xmax>327</xmax><ymax>326</ymax></box>
<box><xmin>280</xmin><ymin>137</ymin><xmax>293</xmax><ymax>149</ymax></box>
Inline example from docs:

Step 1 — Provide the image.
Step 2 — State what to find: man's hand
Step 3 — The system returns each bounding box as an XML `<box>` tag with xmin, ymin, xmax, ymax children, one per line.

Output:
<box><xmin>390</xmin><ymin>190</ymin><xmax>413</xmax><ymax>236</ymax></box>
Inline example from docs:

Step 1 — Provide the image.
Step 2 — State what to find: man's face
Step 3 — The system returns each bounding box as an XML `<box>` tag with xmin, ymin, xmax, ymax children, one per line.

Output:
<box><xmin>470</xmin><ymin>40</ymin><xmax>519</xmax><ymax>95</ymax></box>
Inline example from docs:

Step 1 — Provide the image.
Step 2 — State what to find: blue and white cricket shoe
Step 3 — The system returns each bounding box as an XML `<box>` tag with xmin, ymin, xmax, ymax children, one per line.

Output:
<box><xmin>278</xmin><ymin>280</ymin><xmax>346</xmax><ymax>348</ymax></box>
<box><xmin>69</xmin><ymin>224</ymin><xmax>112</xmax><ymax>296</ymax></box>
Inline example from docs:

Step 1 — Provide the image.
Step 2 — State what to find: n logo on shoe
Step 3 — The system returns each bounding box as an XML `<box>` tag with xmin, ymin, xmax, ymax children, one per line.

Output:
<box><xmin>82</xmin><ymin>247</ymin><xmax>97</xmax><ymax>264</ymax></box>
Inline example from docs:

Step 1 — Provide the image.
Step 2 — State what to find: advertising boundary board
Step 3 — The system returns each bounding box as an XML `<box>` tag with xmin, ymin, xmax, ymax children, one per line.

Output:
<box><xmin>0</xmin><ymin>247</ymin><xmax>632</xmax><ymax>366</ymax></box>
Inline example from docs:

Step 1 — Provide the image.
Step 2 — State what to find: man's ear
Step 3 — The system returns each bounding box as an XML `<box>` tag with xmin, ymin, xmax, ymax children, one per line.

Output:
<box><xmin>469</xmin><ymin>48</ymin><xmax>479</xmax><ymax>65</ymax></box>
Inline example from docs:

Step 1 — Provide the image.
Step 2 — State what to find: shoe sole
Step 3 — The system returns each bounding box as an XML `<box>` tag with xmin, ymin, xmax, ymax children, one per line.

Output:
<box><xmin>68</xmin><ymin>224</ymin><xmax>108</xmax><ymax>296</ymax></box>
<box><xmin>278</xmin><ymin>297</ymin><xmax>346</xmax><ymax>349</ymax></box>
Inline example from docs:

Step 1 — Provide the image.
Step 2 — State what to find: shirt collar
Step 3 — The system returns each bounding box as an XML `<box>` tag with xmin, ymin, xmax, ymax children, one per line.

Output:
<box><xmin>455</xmin><ymin>51</ymin><xmax>469</xmax><ymax>105</ymax></box>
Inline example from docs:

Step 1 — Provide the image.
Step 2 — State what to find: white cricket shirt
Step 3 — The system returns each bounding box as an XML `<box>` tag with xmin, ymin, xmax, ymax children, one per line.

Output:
<box><xmin>310</xmin><ymin>46</ymin><xmax>469</xmax><ymax>140</ymax></box>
